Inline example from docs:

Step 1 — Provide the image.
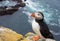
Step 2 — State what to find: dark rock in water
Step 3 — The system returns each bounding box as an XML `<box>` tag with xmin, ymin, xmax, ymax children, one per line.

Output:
<box><xmin>0</xmin><ymin>0</ymin><xmax>2</xmax><ymax>1</ymax></box>
<box><xmin>24</xmin><ymin>0</ymin><xmax>26</xmax><ymax>1</ymax></box>
<box><xmin>12</xmin><ymin>0</ymin><xmax>22</xmax><ymax>2</ymax></box>
<box><xmin>0</xmin><ymin>8</ymin><xmax>18</xmax><ymax>16</ymax></box>
<box><xmin>0</xmin><ymin>0</ymin><xmax>26</xmax><ymax>16</ymax></box>
<box><xmin>15</xmin><ymin>2</ymin><xmax>26</xmax><ymax>7</ymax></box>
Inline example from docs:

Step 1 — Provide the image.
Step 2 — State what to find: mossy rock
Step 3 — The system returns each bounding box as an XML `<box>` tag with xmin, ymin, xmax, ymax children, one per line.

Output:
<box><xmin>25</xmin><ymin>32</ymin><xmax>35</xmax><ymax>37</ymax></box>
<box><xmin>0</xmin><ymin>26</ymin><xmax>23</xmax><ymax>41</ymax></box>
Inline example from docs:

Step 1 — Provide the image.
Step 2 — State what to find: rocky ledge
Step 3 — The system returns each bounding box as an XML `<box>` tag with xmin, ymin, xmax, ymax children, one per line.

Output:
<box><xmin>0</xmin><ymin>26</ymin><xmax>56</xmax><ymax>41</ymax></box>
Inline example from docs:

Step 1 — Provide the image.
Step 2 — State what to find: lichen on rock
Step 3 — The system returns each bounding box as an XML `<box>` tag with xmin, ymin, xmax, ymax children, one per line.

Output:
<box><xmin>0</xmin><ymin>26</ymin><xmax>23</xmax><ymax>41</ymax></box>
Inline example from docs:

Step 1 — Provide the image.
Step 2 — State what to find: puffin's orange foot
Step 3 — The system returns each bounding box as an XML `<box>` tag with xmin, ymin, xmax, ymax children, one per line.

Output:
<box><xmin>32</xmin><ymin>35</ymin><xmax>41</xmax><ymax>41</ymax></box>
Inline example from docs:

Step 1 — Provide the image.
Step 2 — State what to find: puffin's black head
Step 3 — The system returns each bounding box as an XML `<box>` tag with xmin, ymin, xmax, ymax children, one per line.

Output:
<box><xmin>31</xmin><ymin>12</ymin><xmax>44</xmax><ymax>21</ymax></box>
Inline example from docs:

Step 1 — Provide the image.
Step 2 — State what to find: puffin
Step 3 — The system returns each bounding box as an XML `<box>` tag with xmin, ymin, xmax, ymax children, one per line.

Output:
<box><xmin>30</xmin><ymin>12</ymin><xmax>54</xmax><ymax>40</ymax></box>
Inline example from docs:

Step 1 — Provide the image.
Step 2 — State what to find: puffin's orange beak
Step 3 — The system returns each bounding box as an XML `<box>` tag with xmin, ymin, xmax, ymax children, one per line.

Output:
<box><xmin>31</xmin><ymin>13</ymin><xmax>36</xmax><ymax>18</ymax></box>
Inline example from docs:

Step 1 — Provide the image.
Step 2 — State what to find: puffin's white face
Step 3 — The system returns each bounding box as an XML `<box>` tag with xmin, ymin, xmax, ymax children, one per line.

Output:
<box><xmin>31</xmin><ymin>12</ymin><xmax>44</xmax><ymax>20</ymax></box>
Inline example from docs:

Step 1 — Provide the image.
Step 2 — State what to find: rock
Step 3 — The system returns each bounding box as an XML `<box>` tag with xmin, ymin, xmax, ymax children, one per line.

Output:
<box><xmin>22</xmin><ymin>32</ymin><xmax>56</xmax><ymax>41</ymax></box>
<box><xmin>0</xmin><ymin>0</ymin><xmax>2</xmax><ymax>1</ymax></box>
<box><xmin>0</xmin><ymin>0</ymin><xmax>26</xmax><ymax>16</ymax></box>
<box><xmin>21</xmin><ymin>38</ymin><xmax>32</xmax><ymax>41</ymax></box>
<box><xmin>25</xmin><ymin>32</ymin><xmax>35</xmax><ymax>37</ymax></box>
<box><xmin>0</xmin><ymin>26</ymin><xmax>23</xmax><ymax>41</ymax></box>
<box><xmin>0</xmin><ymin>26</ymin><xmax>56</xmax><ymax>41</ymax></box>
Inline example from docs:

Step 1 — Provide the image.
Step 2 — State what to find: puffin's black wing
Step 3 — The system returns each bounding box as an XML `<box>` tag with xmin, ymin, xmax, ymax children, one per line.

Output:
<box><xmin>40</xmin><ymin>28</ymin><xmax>54</xmax><ymax>39</ymax></box>
<box><xmin>39</xmin><ymin>21</ymin><xmax>54</xmax><ymax>39</ymax></box>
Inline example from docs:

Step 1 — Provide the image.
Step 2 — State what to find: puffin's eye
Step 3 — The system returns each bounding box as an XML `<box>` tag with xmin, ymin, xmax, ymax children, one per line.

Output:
<box><xmin>38</xmin><ymin>14</ymin><xmax>40</xmax><ymax>16</ymax></box>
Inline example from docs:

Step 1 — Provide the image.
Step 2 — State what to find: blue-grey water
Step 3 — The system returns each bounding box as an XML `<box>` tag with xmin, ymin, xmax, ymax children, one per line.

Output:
<box><xmin>0</xmin><ymin>0</ymin><xmax>60</xmax><ymax>41</ymax></box>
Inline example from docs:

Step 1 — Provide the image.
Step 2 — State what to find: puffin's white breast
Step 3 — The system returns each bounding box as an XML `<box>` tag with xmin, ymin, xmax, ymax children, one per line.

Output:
<box><xmin>32</xmin><ymin>20</ymin><xmax>40</xmax><ymax>35</ymax></box>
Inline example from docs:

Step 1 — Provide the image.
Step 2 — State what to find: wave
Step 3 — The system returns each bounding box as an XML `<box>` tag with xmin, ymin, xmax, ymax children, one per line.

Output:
<box><xmin>50</xmin><ymin>30</ymin><xmax>60</xmax><ymax>35</ymax></box>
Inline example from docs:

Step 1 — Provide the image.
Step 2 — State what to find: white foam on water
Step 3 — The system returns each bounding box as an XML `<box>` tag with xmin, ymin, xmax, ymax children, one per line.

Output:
<box><xmin>50</xmin><ymin>30</ymin><xmax>60</xmax><ymax>35</ymax></box>
<box><xmin>0</xmin><ymin>0</ymin><xmax>18</xmax><ymax>7</ymax></box>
